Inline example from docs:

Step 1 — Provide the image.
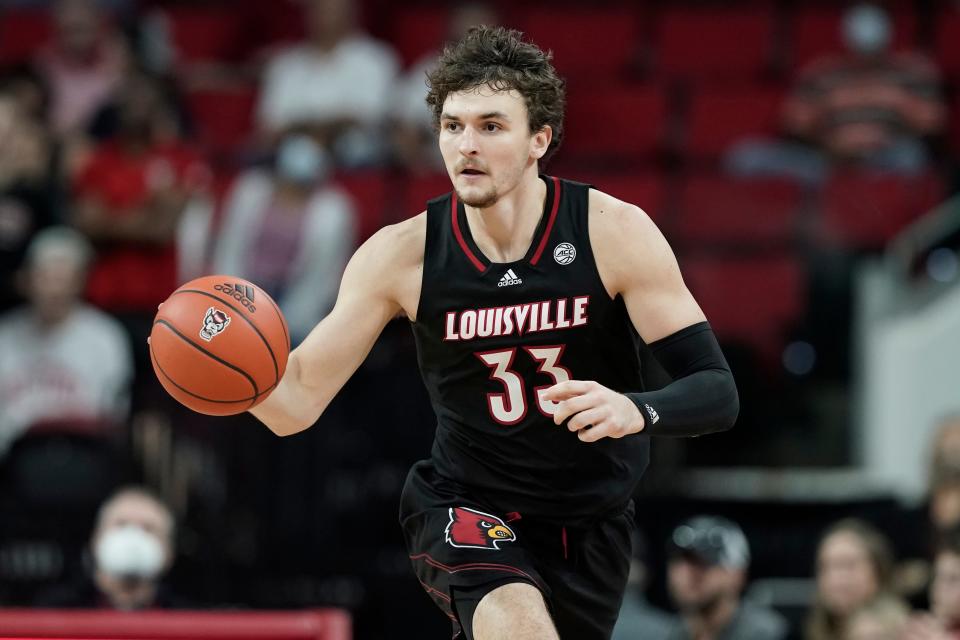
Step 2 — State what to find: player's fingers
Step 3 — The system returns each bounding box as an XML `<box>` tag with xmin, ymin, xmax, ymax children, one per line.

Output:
<box><xmin>552</xmin><ymin>393</ymin><xmax>597</xmax><ymax>425</ymax></box>
<box><xmin>541</xmin><ymin>380</ymin><xmax>594</xmax><ymax>402</ymax></box>
<box><xmin>577</xmin><ymin>419</ymin><xmax>615</xmax><ymax>443</ymax></box>
<box><xmin>567</xmin><ymin>407</ymin><xmax>607</xmax><ymax>432</ymax></box>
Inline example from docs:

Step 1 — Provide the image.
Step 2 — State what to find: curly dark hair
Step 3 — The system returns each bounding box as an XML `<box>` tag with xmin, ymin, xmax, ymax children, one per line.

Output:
<box><xmin>426</xmin><ymin>25</ymin><xmax>566</xmax><ymax>163</ymax></box>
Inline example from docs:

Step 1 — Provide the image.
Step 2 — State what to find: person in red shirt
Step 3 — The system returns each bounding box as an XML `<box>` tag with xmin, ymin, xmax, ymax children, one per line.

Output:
<box><xmin>72</xmin><ymin>69</ymin><xmax>208</xmax><ymax>386</ymax></box>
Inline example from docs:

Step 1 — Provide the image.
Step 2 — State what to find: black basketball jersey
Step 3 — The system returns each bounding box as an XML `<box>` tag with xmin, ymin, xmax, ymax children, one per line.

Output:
<box><xmin>411</xmin><ymin>175</ymin><xmax>650</xmax><ymax>525</ymax></box>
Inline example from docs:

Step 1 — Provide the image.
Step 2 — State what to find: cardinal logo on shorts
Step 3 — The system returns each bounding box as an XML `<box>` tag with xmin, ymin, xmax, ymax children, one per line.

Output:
<box><xmin>199</xmin><ymin>307</ymin><xmax>231</xmax><ymax>342</ymax></box>
<box><xmin>445</xmin><ymin>507</ymin><xmax>516</xmax><ymax>550</ymax></box>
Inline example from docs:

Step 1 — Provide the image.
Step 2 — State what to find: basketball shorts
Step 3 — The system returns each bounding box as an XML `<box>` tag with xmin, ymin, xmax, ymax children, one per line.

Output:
<box><xmin>399</xmin><ymin>460</ymin><xmax>634</xmax><ymax>639</ymax></box>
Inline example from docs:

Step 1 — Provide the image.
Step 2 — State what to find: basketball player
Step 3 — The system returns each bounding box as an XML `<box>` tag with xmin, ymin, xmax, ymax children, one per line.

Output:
<box><xmin>252</xmin><ymin>26</ymin><xmax>739</xmax><ymax>639</ymax></box>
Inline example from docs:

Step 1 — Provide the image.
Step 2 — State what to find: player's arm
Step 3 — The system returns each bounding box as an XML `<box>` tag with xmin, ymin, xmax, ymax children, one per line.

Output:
<box><xmin>250</xmin><ymin>217</ymin><xmax>422</xmax><ymax>436</ymax></box>
<box><xmin>544</xmin><ymin>190</ymin><xmax>739</xmax><ymax>441</ymax></box>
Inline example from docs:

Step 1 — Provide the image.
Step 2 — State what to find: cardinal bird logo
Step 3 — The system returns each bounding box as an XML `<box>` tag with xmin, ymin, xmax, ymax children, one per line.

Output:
<box><xmin>445</xmin><ymin>506</ymin><xmax>517</xmax><ymax>550</ymax></box>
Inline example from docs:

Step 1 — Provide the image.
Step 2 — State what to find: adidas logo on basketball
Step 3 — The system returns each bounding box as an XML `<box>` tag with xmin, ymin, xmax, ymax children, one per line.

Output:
<box><xmin>214</xmin><ymin>282</ymin><xmax>257</xmax><ymax>312</ymax></box>
<box><xmin>498</xmin><ymin>269</ymin><xmax>522</xmax><ymax>287</ymax></box>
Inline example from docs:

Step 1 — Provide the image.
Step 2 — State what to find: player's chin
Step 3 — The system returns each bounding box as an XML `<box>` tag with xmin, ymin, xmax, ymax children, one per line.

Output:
<box><xmin>458</xmin><ymin>186</ymin><xmax>497</xmax><ymax>208</ymax></box>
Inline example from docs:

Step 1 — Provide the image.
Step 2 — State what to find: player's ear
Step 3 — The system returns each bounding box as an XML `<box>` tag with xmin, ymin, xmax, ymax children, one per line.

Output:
<box><xmin>530</xmin><ymin>125</ymin><xmax>552</xmax><ymax>160</ymax></box>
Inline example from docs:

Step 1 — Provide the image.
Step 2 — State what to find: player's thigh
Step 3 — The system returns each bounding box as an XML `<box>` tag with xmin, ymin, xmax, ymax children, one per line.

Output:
<box><xmin>470</xmin><ymin>581</ymin><xmax>559</xmax><ymax>640</ymax></box>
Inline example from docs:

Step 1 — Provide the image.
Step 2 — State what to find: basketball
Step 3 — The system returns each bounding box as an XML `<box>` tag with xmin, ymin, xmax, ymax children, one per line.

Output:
<box><xmin>149</xmin><ymin>275</ymin><xmax>290</xmax><ymax>416</ymax></box>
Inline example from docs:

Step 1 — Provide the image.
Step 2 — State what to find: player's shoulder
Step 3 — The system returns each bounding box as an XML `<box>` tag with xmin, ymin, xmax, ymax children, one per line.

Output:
<box><xmin>351</xmin><ymin>212</ymin><xmax>426</xmax><ymax>277</ymax></box>
<box><xmin>369</xmin><ymin>211</ymin><xmax>426</xmax><ymax>257</ymax></box>
<box><xmin>586</xmin><ymin>187</ymin><xmax>660</xmax><ymax>241</ymax></box>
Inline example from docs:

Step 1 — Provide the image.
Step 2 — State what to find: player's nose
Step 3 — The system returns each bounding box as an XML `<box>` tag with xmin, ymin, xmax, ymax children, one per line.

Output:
<box><xmin>458</xmin><ymin>126</ymin><xmax>480</xmax><ymax>155</ymax></box>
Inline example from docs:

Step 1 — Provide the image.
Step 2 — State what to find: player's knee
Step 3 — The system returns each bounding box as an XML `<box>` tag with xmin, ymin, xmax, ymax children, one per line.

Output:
<box><xmin>472</xmin><ymin>582</ymin><xmax>558</xmax><ymax>640</ymax></box>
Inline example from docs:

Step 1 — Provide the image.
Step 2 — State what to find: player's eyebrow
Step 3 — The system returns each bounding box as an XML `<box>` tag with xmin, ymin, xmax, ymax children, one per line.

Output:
<box><xmin>440</xmin><ymin>111</ymin><xmax>511</xmax><ymax>122</ymax></box>
<box><xmin>478</xmin><ymin>111</ymin><xmax>510</xmax><ymax>121</ymax></box>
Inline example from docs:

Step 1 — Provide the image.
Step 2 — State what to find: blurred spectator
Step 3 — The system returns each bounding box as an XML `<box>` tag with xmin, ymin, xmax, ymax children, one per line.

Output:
<box><xmin>611</xmin><ymin>529</ymin><xmax>676</xmax><ymax>640</ymax></box>
<box><xmin>256</xmin><ymin>0</ymin><xmax>399</xmax><ymax>167</ymax></box>
<box><xmin>389</xmin><ymin>2</ymin><xmax>497</xmax><ymax>172</ymax></box>
<box><xmin>932</xmin><ymin>476</ymin><xmax>960</xmax><ymax>541</ymax></box>
<box><xmin>807</xmin><ymin>519</ymin><xmax>903</xmax><ymax>640</ymax></box>
<box><xmin>0</xmin><ymin>65</ymin><xmax>51</xmax><ymax>124</ymax></box>
<box><xmin>844</xmin><ymin>596</ymin><xmax>908</xmax><ymax>640</ymax></box>
<box><xmin>0</xmin><ymin>87</ymin><xmax>61</xmax><ymax>312</ymax></box>
<box><xmin>71</xmin><ymin>68</ymin><xmax>208</xmax><ymax>374</ymax></box>
<box><xmin>0</xmin><ymin>227</ymin><xmax>131</xmax><ymax>457</ymax></box>
<box><xmin>211</xmin><ymin>133</ymin><xmax>354</xmax><ymax>345</ymax></box>
<box><xmin>36</xmin><ymin>485</ymin><xmax>185</xmax><ymax>609</ymax></box>
<box><xmin>664</xmin><ymin>516</ymin><xmax>788</xmax><ymax>640</ymax></box>
<box><xmin>728</xmin><ymin>4</ymin><xmax>945</xmax><ymax>184</ymax></box>
<box><xmin>931</xmin><ymin>416</ymin><xmax>960</xmax><ymax>481</ymax></box>
<box><xmin>33</xmin><ymin>0</ymin><xmax>130</xmax><ymax>137</ymax></box>
<box><xmin>901</xmin><ymin>527</ymin><xmax>960</xmax><ymax>640</ymax></box>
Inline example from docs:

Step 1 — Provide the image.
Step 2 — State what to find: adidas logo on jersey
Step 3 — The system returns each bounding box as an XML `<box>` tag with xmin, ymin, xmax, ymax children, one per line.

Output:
<box><xmin>497</xmin><ymin>269</ymin><xmax>523</xmax><ymax>287</ymax></box>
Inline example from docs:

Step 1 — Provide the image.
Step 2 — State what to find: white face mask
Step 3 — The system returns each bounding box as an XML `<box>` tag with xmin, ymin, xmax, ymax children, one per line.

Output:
<box><xmin>275</xmin><ymin>135</ymin><xmax>329</xmax><ymax>185</ymax></box>
<box><xmin>843</xmin><ymin>4</ymin><xmax>892</xmax><ymax>55</ymax></box>
<box><xmin>94</xmin><ymin>525</ymin><xmax>165</xmax><ymax>579</ymax></box>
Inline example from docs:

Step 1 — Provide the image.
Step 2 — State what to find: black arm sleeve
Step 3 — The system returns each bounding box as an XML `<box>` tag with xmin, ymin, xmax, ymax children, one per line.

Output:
<box><xmin>625</xmin><ymin>321</ymin><xmax>739</xmax><ymax>437</ymax></box>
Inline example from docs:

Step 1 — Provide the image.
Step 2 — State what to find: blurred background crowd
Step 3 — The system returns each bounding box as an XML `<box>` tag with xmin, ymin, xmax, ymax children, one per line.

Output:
<box><xmin>0</xmin><ymin>0</ymin><xmax>960</xmax><ymax>638</ymax></box>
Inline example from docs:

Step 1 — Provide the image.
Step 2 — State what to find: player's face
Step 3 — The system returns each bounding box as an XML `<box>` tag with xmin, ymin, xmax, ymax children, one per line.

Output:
<box><xmin>438</xmin><ymin>85</ymin><xmax>551</xmax><ymax>209</ymax></box>
<box><xmin>667</xmin><ymin>556</ymin><xmax>741</xmax><ymax>612</ymax></box>
<box><xmin>816</xmin><ymin>531</ymin><xmax>879</xmax><ymax>615</ymax></box>
<box><xmin>932</xmin><ymin>551</ymin><xmax>960</xmax><ymax>626</ymax></box>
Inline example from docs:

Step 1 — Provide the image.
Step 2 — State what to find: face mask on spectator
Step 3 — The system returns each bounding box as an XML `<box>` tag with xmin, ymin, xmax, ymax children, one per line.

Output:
<box><xmin>95</xmin><ymin>525</ymin><xmax>165</xmax><ymax>579</ymax></box>
<box><xmin>276</xmin><ymin>135</ymin><xmax>329</xmax><ymax>185</ymax></box>
<box><xmin>843</xmin><ymin>4</ymin><xmax>892</xmax><ymax>55</ymax></box>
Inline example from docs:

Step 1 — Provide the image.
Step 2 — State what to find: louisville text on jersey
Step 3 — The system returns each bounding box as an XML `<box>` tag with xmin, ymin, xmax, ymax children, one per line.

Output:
<box><xmin>444</xmin><ymin>296</ymin><xmax>589</xmax><ymax>341</ymax></box>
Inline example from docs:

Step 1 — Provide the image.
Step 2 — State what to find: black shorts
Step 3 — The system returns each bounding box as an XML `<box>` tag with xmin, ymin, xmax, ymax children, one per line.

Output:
<box><xmin>399</xmin><ymin>460</ymin><xmax>634</xmax><ymax>639</ymax></box>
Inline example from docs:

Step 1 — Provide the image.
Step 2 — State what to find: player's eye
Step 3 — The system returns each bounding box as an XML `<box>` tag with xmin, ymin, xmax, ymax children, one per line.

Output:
<box><xmin>445</xmin><ymin>122</ymin><xmax>460</xmax><ymax>132</ymax></box>
<box><xmin>484</xmin><ymin>123</ymin><xmax>500</xmax><ymax>132</ymax></box>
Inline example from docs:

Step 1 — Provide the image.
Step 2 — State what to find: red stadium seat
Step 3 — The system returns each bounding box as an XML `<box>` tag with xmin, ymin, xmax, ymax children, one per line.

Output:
<box><xmin>684</xmin><ymin>86</ymin><xmax>785</xmax><ymax>159</ymax></box>
<box><xmin>515</xmin><ymin>8</ymin><xmax>642</xmax><ymax>83</ymax></box>
<box><xmin>186</xmin><ymin>86</ymin><xmax>257</xmax><ymax>158</ymax></box>
<box><xmin>819</xmin><ymin>171</ymin><xmax>945</xmax><ymax>249</ymax></box>
<box><xmin>241</xmin><ymin>0</ymin><xmax>306</xmax><ymax>52</ymax></box>
<box><xmin>936</xmin><ymin>10</ymin><xmax>960</xmax><ymax>80</ymax></box>
<box><xmin>0</xmin><ymin>608</ymin><xmax>350</xmax><ymax>640</ymax></box>
<box><xmin>0</xmin><ymin>10</ymin><xmax>52</xmax><ymax>66</ymax></box>
<box><xmin>568</xmin><ymin>171</ymin><xmax>666</xmax><ymax>223</ymax></box>
<box><xmin>675</xmin><ymin>175</ymin><xmax>803</xmax><ymax>247</ymax></box>
<box><xmin>164</xmin><ymin>8</ymin><xmax>244</xmax><ymax>63</ymax></box>
<box><xmin>404</xmin><ymin>172</ymin><xmax>451</xmax><ymax>219</ymax></box>
<box><xmin>682</xmin><ymin>254</ymin><xmax>805</xmax><ymax>364</ymax></box>
<box><xmin>950</xmin><ymin>97</ymin><xmax>960</xmax><ymax>155</ymax></box>
<box><xmin>655</xmin><ymin>8</ymin><xmax>774</xmax><ymax>81</ymax></box>
<box><xmin>790</xmin><ymin>7</ymin><xmax>917</xmax><ymax>71</ymax></box>
<box><xmin>334</xmin><ymin>171</ymin><xmax>390</xmax><ymax>241</ymax></box>
<box><xmin>390</xmin><ymin>7</ymin><xmax>449</xmax><ymax>68</ymax></box>
<box><xmin>560</xmin><ymin>85</ymin><xmax>667</xmax><ymax>161</ymax></box>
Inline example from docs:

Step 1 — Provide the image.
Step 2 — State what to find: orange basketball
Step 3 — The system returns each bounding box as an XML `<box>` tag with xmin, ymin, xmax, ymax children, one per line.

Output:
<box><xmin>149</xmin><ymin>275</ymin><xmax>290</xmax><ymax>416</ymax></box>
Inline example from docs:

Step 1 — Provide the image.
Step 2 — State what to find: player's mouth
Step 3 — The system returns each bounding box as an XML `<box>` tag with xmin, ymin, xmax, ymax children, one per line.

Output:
<box><xmin>460</xmin><ymin>167</ymin><xmax>486</xmax><ymax>176</ymax></box>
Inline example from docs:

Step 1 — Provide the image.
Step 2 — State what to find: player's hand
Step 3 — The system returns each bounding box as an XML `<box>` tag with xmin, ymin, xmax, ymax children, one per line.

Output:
<box><xmin>541</xmin><ymin>380</ymin><xmax>644</xmax><ymax>442</ymax></box>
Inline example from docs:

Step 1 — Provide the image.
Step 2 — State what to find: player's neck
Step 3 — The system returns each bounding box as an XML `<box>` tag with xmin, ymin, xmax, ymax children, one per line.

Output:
<box><xmin>463</xmin><ymin>170</ymin><xmax>546</xmax><ymax>264</ymax></box>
